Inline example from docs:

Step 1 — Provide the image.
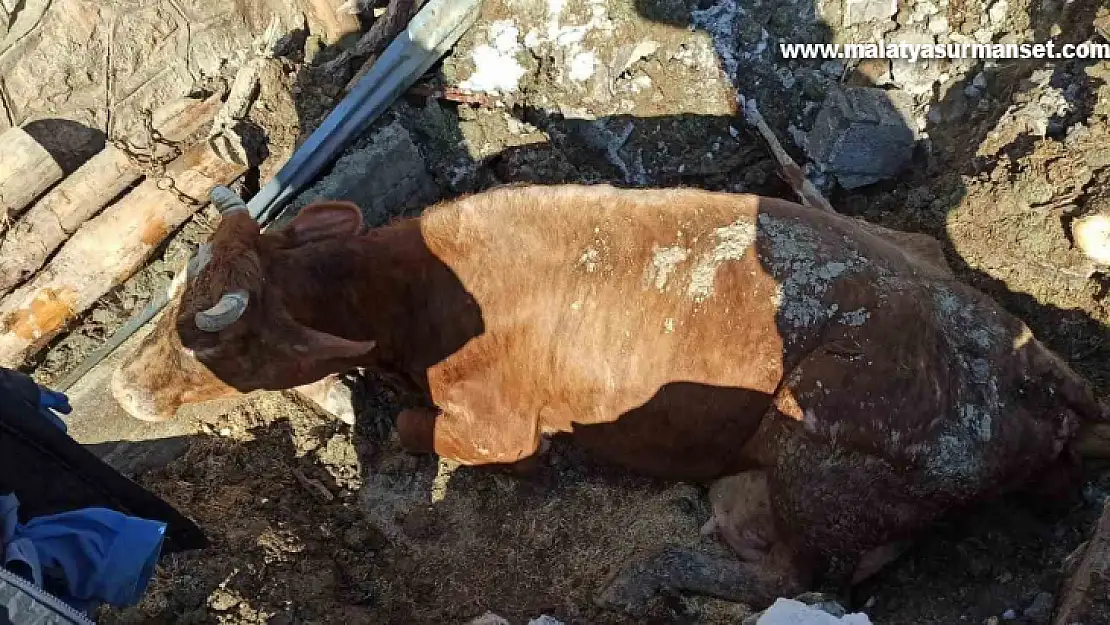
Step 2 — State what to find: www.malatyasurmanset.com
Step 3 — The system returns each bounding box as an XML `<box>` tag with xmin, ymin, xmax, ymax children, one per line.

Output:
<box><xmin>779</xmin><ymin>41</ymin><xmax>1110</xmax><ymax>62</ymax></box>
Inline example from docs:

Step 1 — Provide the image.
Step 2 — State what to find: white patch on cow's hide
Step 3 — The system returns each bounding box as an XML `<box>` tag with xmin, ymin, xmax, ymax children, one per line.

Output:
<box><xmin>578</xmin><ymin>247</ymin><xmax>601</xmax><ymax>273</ymax></box>
<box><xmin>644</xmin><ymin>245</ymin><xmax>690</xmax><ymax>291</ymax></box>
<box><xmin>757</xmin><ymin>214</ymin><xmax>868</xmax><ymax>338</ymax></box>
<box><xmin>687</xmin><ymin>218</ymin><xmax>757</xmax><ymax>303</ymax></box>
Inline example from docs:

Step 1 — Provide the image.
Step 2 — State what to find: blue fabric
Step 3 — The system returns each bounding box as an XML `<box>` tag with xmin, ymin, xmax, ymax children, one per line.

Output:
<box><xmin>0</xmin><ymin>495</ymin><xmax>167</xmax><ymax>610</ymax></box>
<box><xmin>37</xmin><ymin>386</ymin><xmax>71</xmax><ymax>433</ymax></box>
<box><xmin>0</xmin><ymin>384</ymin><xmax>167</xmax><ymax>613</ymax></box>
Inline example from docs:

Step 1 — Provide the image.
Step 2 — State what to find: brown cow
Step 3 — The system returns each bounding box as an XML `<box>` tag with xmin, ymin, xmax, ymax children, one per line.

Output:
<box><xmin>111</xmin><ymin>183</ymin><xmax>1107</xmax><ymax>610</ymax></box>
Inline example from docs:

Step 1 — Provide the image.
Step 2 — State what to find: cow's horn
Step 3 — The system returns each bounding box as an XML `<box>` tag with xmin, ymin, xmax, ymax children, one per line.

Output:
<box><xmin>209</xmin><ymin>186</ymin><xmax>250</xmax><ymax>217</ymax></box>
<box><xmin>195</xmin><ymin>290</ymin><xmax>250</xmax><ymax>332</ymax></box>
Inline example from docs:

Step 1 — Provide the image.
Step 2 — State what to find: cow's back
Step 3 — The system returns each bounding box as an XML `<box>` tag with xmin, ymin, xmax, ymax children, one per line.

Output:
<box><xmin>410</xmin><ymin>185</ymin><xmax>1079</xmax><ymax>481</ymax></box>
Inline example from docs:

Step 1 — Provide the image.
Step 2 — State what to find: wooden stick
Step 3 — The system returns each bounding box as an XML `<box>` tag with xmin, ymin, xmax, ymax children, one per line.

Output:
<box><xmin>342</xmin><ymin>0</ymin><xmax>424</xmax><ymax>94</ymax></box>
<box><xmin>0</xmin><ymin>94</ymin><xmax>224</xmax><ymax>298</ymax></box>
<box><xmin>0</xmin><ymin>144</ymin><xmax>245</xmax><ymax>368</ymax></box>
<box><xmin>739</xmin><ymin>96</ymin><xmax>836</xmax><ymax>214</ymax></box>
<box><xmin>405</xmin><ymin>83</ymin><xmax>492</xmax><ymax>106</ymax></box>
<box><xmin>318</xmin><ymin>0</ymin><xmax>422</xmax><ymax>89</ymax></box>
<box><xmin>0</xmin><ymin>126</ymin><xmax>64</xmax><ymax>231</ymax></box>
<box><xmin>1052</xmin><ymin>500</ymin><xmax>1110</xmax><ymax>625</ymax></box>
<box><xmin>207</xmin><ymin>59</ymin><xmax>264</xmax><ymax>166</ymax></box>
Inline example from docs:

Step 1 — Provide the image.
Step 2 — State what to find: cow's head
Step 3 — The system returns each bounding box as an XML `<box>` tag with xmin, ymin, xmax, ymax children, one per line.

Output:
<box><xmin>112</xmin><ymin>196</ymin><xmax>378</xmax><ymax>421</ymax></box>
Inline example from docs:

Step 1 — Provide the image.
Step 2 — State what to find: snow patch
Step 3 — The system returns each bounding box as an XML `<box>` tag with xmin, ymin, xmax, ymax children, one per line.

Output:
<box><xmin>459</xmin><ymin>21</ymin><xmax>527</xmax><ymax>94</ymax></box>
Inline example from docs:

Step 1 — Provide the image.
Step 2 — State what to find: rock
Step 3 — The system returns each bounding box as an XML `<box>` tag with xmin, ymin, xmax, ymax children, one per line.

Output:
<box><xmin>1023</xmin><ymin>592</ymin><xmax>1055</xmax><ymax>625</ymax></box>
<box><xmin>793</xmin><ymin>592</ymin><xmax>848</xmax><ymax>617</ymax></box>
<box><xmin>0</xmin><ymin>0</ymin><xmax>301</xmax><ymax>145</ymax></box>
<box><xmin>1095</xmin><ymin>10</ymin><xmax>1110</xmax><ymax>40</ymax></box>
<box><xmin>467</xmin><ymin>613</ymin><xmax>511</xmax><ymax>625</ymax></box>
<box><xmin>526</xmin><ymin>617</ymin><xmax>565</xmax><ymax>625</ymax></box>
<box><xmin>745</xmin><ymin>598</ymin><xmax>872</xmax><ymax>624</ymax></box>
<box><xmin>843</xmin><ymin>0</ymin><xmax>897</xmax><ymax>26</ymax></box>
<box><xmin>987</xmin><ymin>0</ymin><xmax>1009</xmax><ymax>25</ymax></box>
<box><xmin>847</xmin><ymin>59</ymin><xmax>893</xmax><ymax>87</ymax></box>
<box><xmin>285</xmin><ymin>119</ymin><xmax>439</xmax><ymax>227</ymax></box>
<box><xmin>804</xmin><ymin>85</ymin><xmax>916</xmax><ymax>189</ymax></box>
<box><xmin>207</xmin><ymin>588</ymin><xmax>241</xmax><ymax>612</ymax></box>
<box><xmin>928</xmin><ymin>15</ymin><xmax>949</xmax><ymax>34</ymax></box>
<box><xmin>1052</xmin><ymin>501</ymin><xmax>1110</xmax><ymax>625</ymax></box>
<box><xmin>1072</xmin><ymin>211</ymin><xmax>1110</xmax><ymax>265</ymax></box>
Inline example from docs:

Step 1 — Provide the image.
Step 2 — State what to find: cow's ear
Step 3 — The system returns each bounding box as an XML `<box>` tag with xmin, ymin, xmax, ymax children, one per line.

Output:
<box><xmin>286</xmin><ymin>201</ymin><xmax>364</xmax><ymax>245</ymax></box>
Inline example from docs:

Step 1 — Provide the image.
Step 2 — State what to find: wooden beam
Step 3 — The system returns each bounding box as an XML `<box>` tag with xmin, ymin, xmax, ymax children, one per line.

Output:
<box><xmin>0</xmin><ymin>94</ymin><xmax>224</xmax><ymax>298</ymax></box>
<box><xmin>0</xmin><ymin>143</ymin><xmax>245</xmax><ymax>368</ymax></box>
<box><xmin>0</xmin><ymin>126</ymin><xmax>64</xmax><ymax>231</ymax></box>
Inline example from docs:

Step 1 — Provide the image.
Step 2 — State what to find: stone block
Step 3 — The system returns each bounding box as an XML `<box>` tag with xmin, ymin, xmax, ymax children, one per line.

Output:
<box><xmin>285</xmin><ymin>119</ymin><xmax>440</xmax><ymax>227</ymax></box>
<box><xmin>804</xmin><ymin>85</ymin><xmax>916</xmax><ymax>189</ymax></box>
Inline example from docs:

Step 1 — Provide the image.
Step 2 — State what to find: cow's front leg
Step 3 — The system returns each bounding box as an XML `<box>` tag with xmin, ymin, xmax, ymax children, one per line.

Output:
<box><xmin>596</xmin><ymin>544</ymin><xmax>803</xmax><ymax>616</ymax></box>
<box><xmin>599</xmin><ymin>470</ymin><xmax>807</xmax><ymax>616</ymax></box>
<box><xmin>395</xmin><ymin>403</ymin><xmax>544</xmax><ymax>470</ymax></box>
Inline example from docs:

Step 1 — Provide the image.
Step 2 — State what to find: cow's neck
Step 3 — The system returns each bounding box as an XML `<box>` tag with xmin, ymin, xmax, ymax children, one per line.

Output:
<box><xmin>274</xmin><ymin>220</ymin><xmax>483</xmax><ymax>387</ymax></box>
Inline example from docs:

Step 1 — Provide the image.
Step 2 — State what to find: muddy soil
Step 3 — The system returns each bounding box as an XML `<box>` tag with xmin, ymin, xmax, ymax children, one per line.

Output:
<box><xmin>20</xmin><ymin>0</ymin><xmax>1110</xmax><ymax>622</ymax></box>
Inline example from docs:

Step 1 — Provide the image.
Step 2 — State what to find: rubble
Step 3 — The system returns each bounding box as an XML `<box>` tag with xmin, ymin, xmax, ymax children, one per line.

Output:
<box><xmin>284</xmin><ymin>119</ymin><xmax>438</xmax><ymax>226</ymax></box>
<box><xmin>1023</xmin><ymin>592</ymin><xmax>1055</xmax><ymax>625</ymax></box>
<box><xmin>464</xmin><ymin>612</ymin><xmax>565</xmax><ymax>625</ymax></box>
<box><xmin>1052</xmin><ymin>501</ymin><xmax>1110</xmax><ymax>625</ymax></box>
<box><xmin>1072</xmin><ymin>211</ymin><xmax>1110</xmax><ymax>266</ymax></box>
<box><xmin>804</xmin><ymin>85</ymin><xmax>916</xmax><ymax>189</ymax></box>
<box><xmin>742</xmin><ymin>596</ymin><xmax>873</xmax><ymax>625</ymax></box>
<box><xmin>844</xmin><ymin>0</ymin><xmax>897</xmax><ymax>26</ymax></box>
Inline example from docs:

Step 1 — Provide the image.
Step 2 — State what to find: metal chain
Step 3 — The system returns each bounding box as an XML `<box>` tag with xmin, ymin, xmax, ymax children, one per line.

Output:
<box><xmin>110</xmin><ymin>108</ymin><xmax>204</xmax><ymax>209</ymax></box>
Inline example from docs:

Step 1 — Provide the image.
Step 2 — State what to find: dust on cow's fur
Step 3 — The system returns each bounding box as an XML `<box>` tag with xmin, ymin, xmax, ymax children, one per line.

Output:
<box><xmin>756</xmin><ymin>214</ymin><xmax>869</xmax><ymax>338</ymax></box>
<box><xmin>644</xmin><ymin>245</ymin><xmax>690</xmax><ymax>291</ymax></box>
<box><xmin>686</xmin><ymin>219</ymin><xmax>757</xmax><ymax>303</ymax></box>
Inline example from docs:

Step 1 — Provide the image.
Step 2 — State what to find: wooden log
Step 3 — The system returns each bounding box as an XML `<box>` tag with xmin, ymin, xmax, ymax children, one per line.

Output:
<box><xmin>0</xmin><ymin>144</ymin><xmax>246</xmax><ymax>368</ymax></box>
<box><xmin>0</xmin><ymin>94</ymin><xmax>224</xmax><ymax>298</ymax></box>
<box><xmin>0</xmin><ymin>126</ymin><xmax>64</xmax><ymax>230</ymax></box>
<box><xmin>1053</xmin><ymin>500</ymin><xmax>1110</xmax><ymax>625</ymax></box>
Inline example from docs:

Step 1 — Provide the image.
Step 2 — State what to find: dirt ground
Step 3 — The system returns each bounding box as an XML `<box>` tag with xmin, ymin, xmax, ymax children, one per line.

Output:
<box><xmin>17</xmin><ymin>0</ymin><xmax>1110</xmax><ymax>622</ymax></box>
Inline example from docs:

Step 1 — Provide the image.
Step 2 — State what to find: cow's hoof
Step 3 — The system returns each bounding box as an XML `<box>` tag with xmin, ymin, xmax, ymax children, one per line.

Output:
<box><xmin>594</xmin><ymin>554</ymin><xmax>666</xmax><ymax>616</ymax></box>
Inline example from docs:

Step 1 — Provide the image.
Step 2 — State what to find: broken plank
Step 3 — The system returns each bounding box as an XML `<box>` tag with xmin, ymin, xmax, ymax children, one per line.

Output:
<box><xmin>0</xmin><ymin>144</ymin><xmax>245</xmax><ymax>368</ymax></box>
